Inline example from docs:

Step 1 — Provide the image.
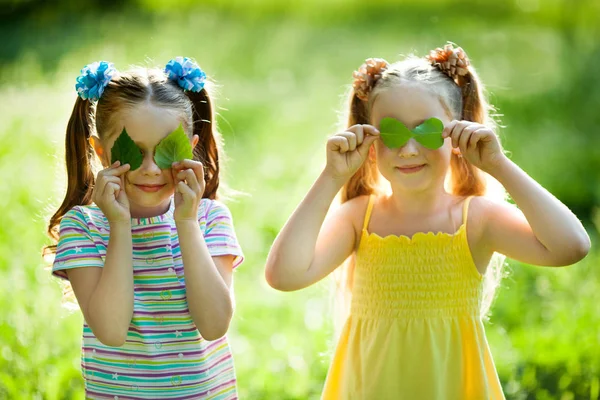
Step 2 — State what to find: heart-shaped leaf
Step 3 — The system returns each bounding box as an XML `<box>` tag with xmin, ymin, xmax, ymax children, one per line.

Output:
<box><xmin>414</xmin><ymin>132</ymin><xmax>444</xmax><ymax>150</ymax></box>
<box><xmin>379</xmin><ymin>117</ymin><xmax>413</xmax><ymax>149</ymax></box>
<box><xmin>413</xmin><ymin>118</ymin><xmax>444</xmax><ymax>150</ymax></box>
<box><xmin>379</xmin><ymin>117</ymin><xmax>444</xmax><ymax>150</ymax></box>
<box><xmin>110</xmin><ymin>128</ymin><xmax>143</xmax><ymax>170</ymax></box>
<box><xmin>154</xmin><ymin>123</ymin><xmax>194</xmax><ymax>169</ymax></box>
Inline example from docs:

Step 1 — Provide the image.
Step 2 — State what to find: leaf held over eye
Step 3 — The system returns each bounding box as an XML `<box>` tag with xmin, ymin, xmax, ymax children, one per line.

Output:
<box><xmin>110</xmin><ymin>128</ymin><xmax>143</xmax><ymax>171</ymax></box>
<box><xmin>379</xmin><ymin>117</ymin><xmax>413</xmax><ymax>149</ymax></box>
<box><xmin>154</xmin><ymin>124</ymin><xmax>194</xmax><ymax>169</ymax></box>
<box><xmin>379</xmin><ymin>117</ymin><xmax>444</xmax><ymax>150</ymax></box>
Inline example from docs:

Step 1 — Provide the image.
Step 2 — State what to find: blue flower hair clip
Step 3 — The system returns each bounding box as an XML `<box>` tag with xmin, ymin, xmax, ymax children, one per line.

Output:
<box><xmin>165</xmin><ymin>57</ymin><xmax>206</xmax><ymax>92</ymax></box>
<box><xmin>75</xmin><ymin>61</ymin><xmax>116</xmax><ymax>101</ymax></box>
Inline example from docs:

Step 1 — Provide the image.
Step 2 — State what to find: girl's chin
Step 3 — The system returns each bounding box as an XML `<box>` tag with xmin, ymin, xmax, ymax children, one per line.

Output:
<box><xmin>126</xmin><ymin>189</ymin><xmax>175</xmax><ymax>205</ymax></box>
<box><xmin>388</xmin><ymin>179</ymin><xmax>433</xmax><ymax>192</ymax></box>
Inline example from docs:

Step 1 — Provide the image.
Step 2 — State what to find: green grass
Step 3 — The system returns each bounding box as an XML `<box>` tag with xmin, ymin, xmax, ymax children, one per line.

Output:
<box><xmin>1</xmin><ymin>2</ymin><xmax>599</xmax><ymax>399</ymax></box>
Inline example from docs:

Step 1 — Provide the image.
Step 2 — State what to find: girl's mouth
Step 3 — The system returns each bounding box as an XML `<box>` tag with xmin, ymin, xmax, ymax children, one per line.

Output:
<box><xmin>396</xmin><ymin>164</ymin><xmax>426</xmax><ymax>174</ymax></box>
<box><xmin>135</xmin><ymin>184</ymin><xmax>166</xmax><ymax>193</ymax></box>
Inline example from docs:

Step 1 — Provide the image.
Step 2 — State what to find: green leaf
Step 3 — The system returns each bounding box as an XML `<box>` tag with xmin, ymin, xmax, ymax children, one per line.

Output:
<box><xmin>110</xmin><ymin>128</ymin><xmax>143</xmax><ymax>170</ymax></box>
<box><xmin>413</xmin><ymin>117</ymin><xmax>444</xmax><ymax>150</ymax></box>
<box><xmin>379</xmin><ymin>117</ymin><xmax>412</xmax><ymax>149</ymax></box>
<box><xmin>154</xmin><ymin>123</ymin><xmax>194</xmax><ymax>169</ymax></box>
<box><xmin>378</xmin><ymin>117</ymin><xmax>444</xmax><ymax>150</ymax></box>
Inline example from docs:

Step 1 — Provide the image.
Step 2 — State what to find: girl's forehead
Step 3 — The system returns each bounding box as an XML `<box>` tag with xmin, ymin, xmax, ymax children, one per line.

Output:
<box><xmin>371</xmin><ymin>85</ymin><xmax>450</xmax><ymax>128</ymax></box>
<box><xmin>106</xmin><ymin>104</ymin><xmax>184</xmax><ymax>149</ymax></box>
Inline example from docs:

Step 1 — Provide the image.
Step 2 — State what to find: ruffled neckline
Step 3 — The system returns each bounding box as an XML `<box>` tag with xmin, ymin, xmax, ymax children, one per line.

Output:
<box><xmin>362</xmin><ymin>223</ymin><xmax>466</xmax><ymax>244</ymax></box>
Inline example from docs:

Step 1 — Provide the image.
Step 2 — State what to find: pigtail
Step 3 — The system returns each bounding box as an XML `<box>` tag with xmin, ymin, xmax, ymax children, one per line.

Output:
<box><xmin>340</xmin><ymin>93</ymin><xmax>381</xmax><ymax>202</ymax></box>
<box><xmin>340</xmin><ymin>59</ymin><xmax>391</xmax><ymax>203</ymax></box>
<box><xmin>428</xmin><ymin>44</ymin><xmax>507</xmax><ymax>316</ymax></box>
<box><xmin>425</xmin><ymin>44</ymin><xmax>495</xmax><ymax>198</ymax></box>
<box><xmin>186</xmin><ymin>89</ymin><xmax>221</xmax><ymax>200</ymax></box>
<box><xmin>447</xmin><ymin>67</ymin><xmax>490</xmax><ymax>197</ymax></box>
<box><xmin>163</xmin><ymin>57</ymin><xmax>223</xmax><ymax>200</ymax></box>
<box><xmin>45</xmin><ymin>97</ymin><xmax>96</xmax><ymax>253</ymax></box>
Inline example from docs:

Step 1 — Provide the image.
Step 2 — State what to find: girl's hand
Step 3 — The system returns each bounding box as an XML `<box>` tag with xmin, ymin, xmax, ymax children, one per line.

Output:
<box><xmin>93</xmin><ymin>161</ymin><xmax>131</xmax><ymax>224</ymax></box>
<box><xmin>324</xmin><ymin>124</ymin><xmax>380</xmax><ymax>182</ymax></box>
<box><xmin>443</xmin><ymin>120</ymin><xmax>506</xmax><ymax>173</ymax></box>
<box><xmin>172</xmin><ymin>159</ymin><xmax>205</xmax><ymax>222</ymax></box>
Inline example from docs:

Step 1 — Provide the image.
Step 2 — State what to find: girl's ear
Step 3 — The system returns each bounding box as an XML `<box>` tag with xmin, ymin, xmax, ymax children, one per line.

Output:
<box><xmin>191</xmin><ymin>134</ymin><xmax>199</xmax><ymax>148</ymax></box>
<box><xmin>369</xmin><ymin>144</ymin><xmax>376</xmax><ymax>162</ymax></box>
<box><xmin>89</xmin><ymin>136</ymin><xmax>109</xmax><ymax>167</ymax></box>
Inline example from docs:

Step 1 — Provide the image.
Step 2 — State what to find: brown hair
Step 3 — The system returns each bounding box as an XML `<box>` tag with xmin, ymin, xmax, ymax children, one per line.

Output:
<box><xmin>45</xmin><ymin>66</ymin><xmax>223</xmax><ymax>255</ymax></box>
<box><xmin>334</xmin><ymin>49</ymin><xmax>507</xmax><ymax>325</ymax></box>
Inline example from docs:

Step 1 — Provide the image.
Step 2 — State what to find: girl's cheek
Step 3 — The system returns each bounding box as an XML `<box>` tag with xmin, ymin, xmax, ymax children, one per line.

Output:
<box><xmin>164</xmin><ymin>170</ymin><xmax>175</xmax><ymax>184</ymax></box>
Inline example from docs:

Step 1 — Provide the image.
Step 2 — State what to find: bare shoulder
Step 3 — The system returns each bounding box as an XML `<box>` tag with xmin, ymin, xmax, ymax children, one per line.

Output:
<box><xmin>466</xmin><ymin>195</ymin><xmax>523</xmax><ymax>247</ymax></box>
<box><xmin>330</xmin><ymin>195</ymin><xmax>372</xmax><ymax>241</ymax></box>
<box><xmin>469</xmin><ymin>195</ymin><xmax>519</xmax><ymax>224</ymax></box>
<box><xmin>337</xmin><ymin>195</ymin><xmax>371</xmax><ymax>223</ymax></box>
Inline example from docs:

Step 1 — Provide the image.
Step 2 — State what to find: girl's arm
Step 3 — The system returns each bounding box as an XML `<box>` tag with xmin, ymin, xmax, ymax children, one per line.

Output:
<box><xmin>172</xmin><ymin>159</ymin><xmax>238</xmax><ymax>340</ymax></box>
<box><xmin>67</xmin><ymin>162</ymin><xmax>134</xmax><ymax>347</ymax></box>
<box><xmin>265</xmin><ymin>172</ymin><xmax>357</xmax><ymax>291</ymax></box>
<box><xmin>482</xmin><ymin>158</ymin><xmax>590</xmax><ymax>266</ymax></box>
<box><xmin>265</xmin><ymin>125</ymin><xmax>380</xmax><ymax>291</ymax></box>
<box><xmin>177</xmin><ymin>220</ymin><xmax>234</xmax><ymax>341</ymax></box>
<box><xmin>445</xmin><ymin>121</ymin><xmax>590</xmax><ymax>266</ymax></box>
<box><xmin>67</xmin><ymin>222</ymin><xmax>134</xmax><ymax>347</ymax></box>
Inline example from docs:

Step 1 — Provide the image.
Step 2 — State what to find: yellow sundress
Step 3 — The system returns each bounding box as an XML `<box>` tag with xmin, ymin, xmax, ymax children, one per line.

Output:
<box><xmin>322</xmin><ymin>195</ymin><xmax>505</xmax><ymax>400</ymax></box>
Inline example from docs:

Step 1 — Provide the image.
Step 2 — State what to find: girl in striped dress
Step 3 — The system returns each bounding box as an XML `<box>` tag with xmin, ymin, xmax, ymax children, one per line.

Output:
<box><xmin>46</xmin><ymin>58</ymin><xmax>244</xmax><ymax>399</ymax></box>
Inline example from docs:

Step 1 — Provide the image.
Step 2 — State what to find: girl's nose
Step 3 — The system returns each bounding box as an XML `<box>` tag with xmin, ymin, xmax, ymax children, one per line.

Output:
<box><xmin>139</xmin><ymin>152</ymin><xmax>162</xmax><ymax>176</ymax></box>
<box><xmin>398</xmin><ymin>138</ymin><xmax>419</xmax><ymax>158</ymax></box>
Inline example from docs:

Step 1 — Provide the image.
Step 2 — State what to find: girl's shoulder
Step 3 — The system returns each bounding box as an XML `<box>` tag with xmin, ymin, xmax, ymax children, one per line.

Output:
<box><xmin>340</xmin><ymin>195</ymin><xmax>371</xmax><ymax>215</ymax></box>
<box><xmin>62</xmin><ymin>203</ymin><xmax>107</xmax><ymax>227</ymax></box>
<box><xmin>197</xmin><ymin>198</ymin><xmax>235</xmax><ymax>224</ymax></box>
<box><xmin>59</xmin><ymin>204</ymin><xmax>108</xmax><ymax>239</ymax></box>
<box><xmin>459</xmin><ymin>195</ymin><xmax>522</xmax><ymax>245</ymax></box>
<box><xmin>336</xmin><ymin>195</ymin><xmax>372</xmax><ymax>232</ymax></box>
<box><xmin>466</xmin><ymin>195</ymin><xmax>514</xmax><ymax>220</ymax></box>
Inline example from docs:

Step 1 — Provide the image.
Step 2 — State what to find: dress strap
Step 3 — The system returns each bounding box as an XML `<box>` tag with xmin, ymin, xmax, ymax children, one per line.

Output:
<box><xmin>362</xmin><ymin>195</ymin><xmax>375</xmax><ymax>232</ymax></box>
<box><xmin>462</xmin><ymin>195</ymin><xmax>474</xmax><ymax>226</ymax></box>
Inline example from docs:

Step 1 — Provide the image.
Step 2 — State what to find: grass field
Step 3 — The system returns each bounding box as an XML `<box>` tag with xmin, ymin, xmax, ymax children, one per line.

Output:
<box><xmin>1</xmin><ymin>1</ymin><xmax>598</xmax><ymax>398</ymax></box>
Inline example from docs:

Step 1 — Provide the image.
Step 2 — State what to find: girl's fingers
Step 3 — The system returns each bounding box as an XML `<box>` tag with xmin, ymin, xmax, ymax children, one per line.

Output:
<box><xmin>328</xmin><ymin>136</ymin><xmax>350</xmax><ymax>153</ymax></box>
<box><xmin>354</xmin><ymin>127</ymin><xmax>365</xmax><ymax>145</ymax></box>
<box><xmin>177</xmin><ymin>169</ymin><xmax>201</xmax><ymax>194</ymax></box>
<box><xmin>173</xmin><ymin>160</ymin><xmax>204</xmax><ymax>186</ymax></box>
<box><xmin>459</xmin><ymin>125</ymin><xmax>478</xmax><ymax>153</ymax></box>
<box><xmin>339</xmin><ymin>131</ymin><xmax>358</xmax><ymax>151</ymax></box>
<box><xmin>347</xmin><ymin>125</ymin><xmax>364</xmax><ymax>145</ymax></box>
<box><xmin>442</xmin><ymin>120</ymin><xmax>459</xmax><ymax>138</ymax></box>
<box><xmin>468</xmin><ymin>128</ymin><xmax>485</xmax><ymax>150</ymax></box>
<box><xmin>97</xmin><ymin>176</ymin><xmax>120</xmax><ymax>196</ymax></box>
<box><xmin>176</xmin><ymin>181</ymin><xmax>195</xmax><ymax>199</ymax></box>
<box><xmin>348</xmin><ymin>124</ymin><xmax>379</xmax><ymax>137</ymax></box>
<box><xmin>357</xmin><ymin>133</ymin><xmax>378</xmax><ymax>158</ymax></box>
<box><xmin>100</xmin><ymin>162</ymin><xmax>131</xmax><ymax>177</ymax></box>
<box><xmin>172</xmin><ymin>159</ymin><xmax>202</xmax><ymax>171</ymax></box>
<box><xmin>104</xmin><ymin>182</ymin><xmax>121</xmax><ymax>198</ymax></box>
<box><xmin>101</xmin><ymin>176</ymin><xmax>121</xmax><ymax>185</ymax></box>
<box><xmin>450</xmin><ymin>122</ymin><xmax>470</xmax><ymax>148</ymax></box>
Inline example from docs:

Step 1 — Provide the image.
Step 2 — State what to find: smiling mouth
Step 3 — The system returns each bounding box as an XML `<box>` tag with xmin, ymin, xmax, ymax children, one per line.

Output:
<box><xmin>135</xmin><ymin>184</ymin><xmax>166</xmax><ymax>193</ymax></box>
<box><xmin>396</xmin><ymin>164</ymin><xmax>426</xmax><ymax>173</ymax></box>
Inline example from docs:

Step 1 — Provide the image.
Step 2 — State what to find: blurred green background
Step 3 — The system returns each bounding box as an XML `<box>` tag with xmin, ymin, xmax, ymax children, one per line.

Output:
<box><xmin>1</xmin><ymin>0</ymin><xmax>599</xmax><ymax>399</ymax></box>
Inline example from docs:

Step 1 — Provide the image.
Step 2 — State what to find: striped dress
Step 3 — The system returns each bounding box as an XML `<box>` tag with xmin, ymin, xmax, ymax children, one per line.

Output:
<box><xmin>52</xmin><ymin>198</ymin><xmax>244</xmax><ymax>399</ymax></box>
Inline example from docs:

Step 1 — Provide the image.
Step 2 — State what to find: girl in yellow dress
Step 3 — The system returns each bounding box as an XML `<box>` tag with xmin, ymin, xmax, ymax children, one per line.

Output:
<box><xmin>265</xmin><ymin>44</ymin><xmax>590</xmax><ymax>400</ymax></box>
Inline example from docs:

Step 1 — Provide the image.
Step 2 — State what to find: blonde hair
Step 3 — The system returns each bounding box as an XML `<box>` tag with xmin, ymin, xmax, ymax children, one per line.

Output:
<box><xmin>333</xmin><ymin>49</ymin><xmax>507</xmax><ymax>331</ymax></box>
